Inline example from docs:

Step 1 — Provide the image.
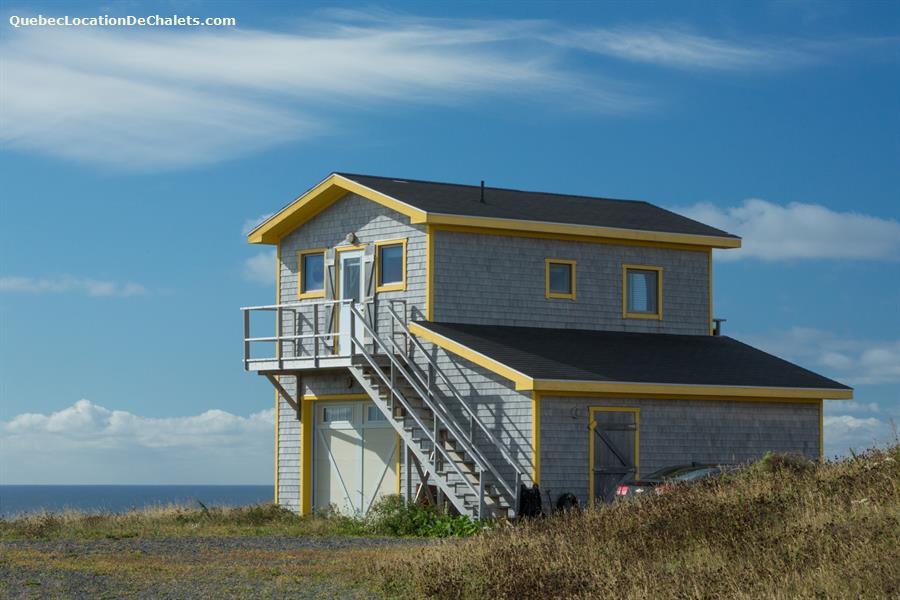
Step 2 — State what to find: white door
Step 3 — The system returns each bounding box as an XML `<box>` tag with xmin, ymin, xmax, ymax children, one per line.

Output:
<box><xmin>314</xmin><ymin>401</ymin><xmax>397</xmax><ymax>515</ymax></box>
<box><xmin>337</xmin><ymin>250</ymin><xmax>364</xmax><ymax>355</ymax></box>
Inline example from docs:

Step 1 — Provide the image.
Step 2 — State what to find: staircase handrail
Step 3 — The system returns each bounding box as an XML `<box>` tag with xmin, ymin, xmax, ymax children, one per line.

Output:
<box><xmin>386</xmin><ymin>306</ymin><xmax>524</xmax><ymax>506</ymax></box>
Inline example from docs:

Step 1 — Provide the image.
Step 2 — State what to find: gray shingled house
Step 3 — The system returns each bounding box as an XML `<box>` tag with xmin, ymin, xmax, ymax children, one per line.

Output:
<box><xmin>242</xmin><ymin>173</ymin><xmax>852</xmax><ymax>518</ymax></box>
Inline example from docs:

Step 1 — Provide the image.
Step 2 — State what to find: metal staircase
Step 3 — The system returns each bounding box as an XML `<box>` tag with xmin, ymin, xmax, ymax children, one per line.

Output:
<box><xmin>346</xmin><ymin>304</ymin><xmax>524</xmax><ymax>519</ymax></box>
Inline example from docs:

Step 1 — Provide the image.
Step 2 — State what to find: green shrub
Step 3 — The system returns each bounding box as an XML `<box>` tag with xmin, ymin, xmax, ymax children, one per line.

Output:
<box><xmin>366</xmin><ymin>495</ymin><xmax>482</xmax><ymax>537</ymax></box>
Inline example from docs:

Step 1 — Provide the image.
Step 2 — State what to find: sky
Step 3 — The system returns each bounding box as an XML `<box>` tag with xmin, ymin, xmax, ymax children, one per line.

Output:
<box><xmin>1</xmin><ymin>1</ymin><xmax>898</xmax><ymax>484</ymax></box>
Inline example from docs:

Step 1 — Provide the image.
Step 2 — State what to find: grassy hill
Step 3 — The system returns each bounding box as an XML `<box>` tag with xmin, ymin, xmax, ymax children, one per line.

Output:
<box><xmin>376</xmin><ymin>445</ymin><xmax>900</xmax><ymax>599</ymax></box>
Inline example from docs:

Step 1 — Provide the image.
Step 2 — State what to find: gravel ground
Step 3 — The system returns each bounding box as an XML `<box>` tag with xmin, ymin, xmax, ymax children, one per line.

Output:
<box><xmin>0</xmin><ymin>536</ymin><xmax>427</xmax><ymax>599</ymax></box>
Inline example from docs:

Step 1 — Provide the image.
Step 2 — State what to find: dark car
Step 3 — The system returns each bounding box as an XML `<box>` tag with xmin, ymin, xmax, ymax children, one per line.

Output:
<box><xmin>615</xmin><ymin>464</ymin><xmax>734</xmax><ymax>499</ymax></box>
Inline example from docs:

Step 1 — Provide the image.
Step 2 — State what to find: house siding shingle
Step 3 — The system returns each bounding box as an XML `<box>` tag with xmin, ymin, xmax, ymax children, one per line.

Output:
<box><xmin>433</xmin><ymin>230</ymin><xmax>710</xmax><ymax>335</ymax></box>
<box><xmin>539</xmin><ymin>396</ymin><xmax>820</xmax><ymax>508</ymax></box>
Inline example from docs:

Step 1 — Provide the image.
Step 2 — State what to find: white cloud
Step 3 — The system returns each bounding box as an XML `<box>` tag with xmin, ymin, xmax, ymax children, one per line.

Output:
<box><xmin>242</xmin><ymin>212</ymin><xmax>275</xmax><ymax>236</ymax></box>
<box><xmin>824</xmin><ymin>414</ymin><xmax>897</xmax><ymax>457</ymax></box>
<box><xmin>675</xmin><ymin>199</ymin><xmax>900</xmax><ymax>261</ymax></box>
<box><xmin>243</xmin><ymin>250</ymin><xmax>276</xmax><ymax>285</ymax></box>
<box><xmin>742</xmin><ymin>327</ymin><xmax>900</xmax><ymax>386</ymax></box>
<box><xmin>0</xmin><ymin>276</ymin><xmax>147</xmax><ymax>297</ymax></box>
<box><xmin>558</xmin><ymin>27</ymin><xmax>815</xmax><ymax>70</ymax></box>
<box><xmin>1</xmin><ymin>400</ymin><xmax>274</xmax><ymax>484</ymax></box>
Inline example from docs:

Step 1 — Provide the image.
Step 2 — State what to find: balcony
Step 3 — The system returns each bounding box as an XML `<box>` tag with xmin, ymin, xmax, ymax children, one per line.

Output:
<box><xmin>241</xmin><ymin>299</ymin><xmax>383</xmax><ymax>373</ymax></box>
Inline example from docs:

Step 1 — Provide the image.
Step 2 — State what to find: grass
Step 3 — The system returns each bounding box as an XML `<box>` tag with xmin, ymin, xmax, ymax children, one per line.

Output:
<box><xmin>3</xmin><ymin>446</ymin><xmax>898</xmax><ymax>598</ymax></box>
<box><xmin>374</xmin><ymin>445</ymin><xmax>900</xmax><ymax>599</ymax></box>
<box><xmin>0</xmin><ymin>495</ymin><xmax>481</xmax><ymax>540</ymax></box>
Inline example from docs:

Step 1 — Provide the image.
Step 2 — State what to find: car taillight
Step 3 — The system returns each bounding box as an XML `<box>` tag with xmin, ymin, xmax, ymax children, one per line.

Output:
<box><xmin>616</xmin><ymin>485</ymin><xmax>629</xmax><ymax>496</ymax></box>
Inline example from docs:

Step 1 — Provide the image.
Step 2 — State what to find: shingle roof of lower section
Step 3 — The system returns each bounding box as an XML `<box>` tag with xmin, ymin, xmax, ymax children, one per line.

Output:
<box><xmin>338</xmin><ymin>173</ymin><xmax>738</xmax><ymax>240</ymax></box>
<box><xmin>414</xmin><ymin>321</ymin><xmax>850</xmax><ymax>390</ymax></box>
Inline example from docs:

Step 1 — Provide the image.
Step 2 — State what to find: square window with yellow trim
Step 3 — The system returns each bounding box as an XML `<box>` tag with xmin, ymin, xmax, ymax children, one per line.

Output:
<box><xmin>376</xmin><ymin>239</ymin><xmax>407</xmax><ymax>292</ymax></box>
<box><xmin>298</xmin><ymin>249</ymin><xmax>325</xmax><ymax>299</ymax></box>
<box><xmin>545</xmin><ymin>259</ymin><xmax>576</xmax><ymax>300</ymax></box>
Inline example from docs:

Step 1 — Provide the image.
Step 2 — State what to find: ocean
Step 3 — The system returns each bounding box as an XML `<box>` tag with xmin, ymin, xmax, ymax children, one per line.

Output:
<box><xmin>0</xmin><ymin>485</ymin><xmax>273</xmax><ymax>518</ymax></box>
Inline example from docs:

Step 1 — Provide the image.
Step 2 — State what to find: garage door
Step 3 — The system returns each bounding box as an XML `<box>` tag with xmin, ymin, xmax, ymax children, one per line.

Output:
<box><xmin>314</xmin><ymin>401</ymin><xmax>398</xmax><ymax>515</ymax></box>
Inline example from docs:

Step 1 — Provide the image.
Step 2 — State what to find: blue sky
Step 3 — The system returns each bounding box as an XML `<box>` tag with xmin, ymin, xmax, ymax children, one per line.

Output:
<box><xmin>1</xmin><ymin>1</ymin><xmax>898</xmax><ymax>484</ymax></box>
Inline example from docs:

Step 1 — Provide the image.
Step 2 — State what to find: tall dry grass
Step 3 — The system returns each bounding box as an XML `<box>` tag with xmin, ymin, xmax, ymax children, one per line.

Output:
<box><xmin>375</xmin><ymin>445</ymin><xmax>900</xmax><ymax>599</ymax></box>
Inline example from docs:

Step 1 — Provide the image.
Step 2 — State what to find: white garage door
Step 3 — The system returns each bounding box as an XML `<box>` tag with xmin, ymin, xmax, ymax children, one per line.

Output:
<box><xmin>314</xmin><ymin>401</ymin><xmax>398</xmax><ymax>515</ymax></box>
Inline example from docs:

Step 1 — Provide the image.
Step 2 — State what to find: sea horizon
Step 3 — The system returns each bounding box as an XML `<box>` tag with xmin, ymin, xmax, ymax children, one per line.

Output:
<box><xmin>0</xmin><ymin>484</ymin><xmax>274</xmax><ymax>518</ymax></box>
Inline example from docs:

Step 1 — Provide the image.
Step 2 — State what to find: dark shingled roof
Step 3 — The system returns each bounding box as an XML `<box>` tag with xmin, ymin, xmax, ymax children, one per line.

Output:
<box><xmin>414</xmin><ymin>321</ymin><xmax>850</xmax><ymax>391</ymax></box>
<box><xmin>338</xmin><ymin>173</ymin><xmax>739</xmax><ymax>240</ymax></box>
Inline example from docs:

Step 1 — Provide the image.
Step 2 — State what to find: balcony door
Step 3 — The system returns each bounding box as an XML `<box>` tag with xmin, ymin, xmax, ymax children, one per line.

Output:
<box><xmin>337</xmin><ymin>249</ymin><xmax>364</xmax><ymax>355</ymax></box>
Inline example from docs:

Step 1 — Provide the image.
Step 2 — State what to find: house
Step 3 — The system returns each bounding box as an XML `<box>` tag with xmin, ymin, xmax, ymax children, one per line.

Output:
<box><xmin>242</xmin><ymin>172</ymin><xmax>852</xmax><ymax>519</ymax></box>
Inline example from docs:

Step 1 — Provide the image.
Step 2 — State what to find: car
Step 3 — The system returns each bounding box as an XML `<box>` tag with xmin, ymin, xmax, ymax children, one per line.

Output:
<box><xmin>615</xmin><ymin>464</ymin><xmax>734</xmax><ymax>499</ymax></box>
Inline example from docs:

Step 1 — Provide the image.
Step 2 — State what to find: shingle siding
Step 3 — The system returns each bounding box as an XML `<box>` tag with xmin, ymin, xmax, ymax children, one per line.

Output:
<box><xmin>539</xmin><ymin>396</ymin><xmax>820</xmax><ymax>508</ymax></box>
<box><xmin>279</xmin><ymin>192</ymin><xmax>427</xmax><ymax>352</ymax></box>
<box><xmin>410</xmin><ymin>345</ymin><xmax>534</xmax><ymax>490</ymax></box>
<box><xmin>276</xmin><ymin>375</ymin><xmax>300</xmax><ymax>511</ymax></box>
<box><xmin>433</xmin><ymin>230</ymin><xmax>710</xmax><ymax>335</ymax></box>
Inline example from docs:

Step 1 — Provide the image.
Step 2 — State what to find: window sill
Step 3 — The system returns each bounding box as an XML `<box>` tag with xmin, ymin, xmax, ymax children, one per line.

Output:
<box><xmin>376</xmin><ymin>282</ymin><xmax>406</xmax><ymax>293</ymax></box>
<box><xmin>298</xmin><ymin>290</ymin><xmax>326</xmax><ymax>300</ymax></box>
<box><xmin>546</xmin><ymin>292</ymin><xmax>576</xmax><ymax>300</ymax></box>
<box><xmin>623</xmin><ymin>312</ymin><xmax>662</xmax><ymax>320</ymax></box>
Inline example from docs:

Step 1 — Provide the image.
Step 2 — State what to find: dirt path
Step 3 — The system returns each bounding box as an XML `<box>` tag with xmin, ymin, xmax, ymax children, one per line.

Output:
<box><xmin>0</xmin><ymin>536</ymin><xmax>424</xmax><ymax>599</ymax></box>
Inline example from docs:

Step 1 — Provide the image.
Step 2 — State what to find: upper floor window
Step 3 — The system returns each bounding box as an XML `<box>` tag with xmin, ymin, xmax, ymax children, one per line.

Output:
<box><xmin>298</xmin><ymin>249</ymin><xmax>326</xmax><ymax>299</ymax></box>
<box><xmin>623</xmin><ymin>265</ymin><xmax>662</xmax><ymax>320</ymax></box>
<box><xmin>545</xmin><ymin>259</ymin><xmax>576</xmax><ymax>300</ymax></box>
<box><xmin>375</xmin><ymin>239</ymin><xmax>407</xmax><ymax>292</ymax></box>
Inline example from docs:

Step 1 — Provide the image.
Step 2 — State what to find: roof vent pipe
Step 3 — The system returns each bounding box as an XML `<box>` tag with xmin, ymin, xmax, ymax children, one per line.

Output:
<box><xmin>480</xmin><ymin>180</ymin><xmax>485</xmax><ymax>203</ymax></box>
<box><xmin>713</xmin><ymin>318</ymin><xmax>726</xmax><ymax>336</ymax></box>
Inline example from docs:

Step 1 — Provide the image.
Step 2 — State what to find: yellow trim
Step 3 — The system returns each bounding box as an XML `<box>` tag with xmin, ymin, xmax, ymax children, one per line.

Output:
<box><xmin>432</xmin><ymin>224</ymin><xmax>715</xmax><ymax>252</ymax></box>
<box><xmin>419</xmin><ymin>213</ymin><xmax>742</xmax><ymax>249</ymax></box>
<box><xmin>408</xmin><ymin>322</ymin><xmax>534</xmax><ymax>390</ymax></box>
<box><xmin>374</xmin><ymin>238</ymin><xmax>408</xmax><ymax>293</ymax></box>
<box><xmin>532</xmin><ymin>379</ymin><xmax>854</xmax><ymax>399</ymax></box>
<box><xmin>301</xmin><ymin>393</ymin><xmax>369</xmax><ymax>401</ymax></box>
<box><xmin>425</xmin><ymin>225</ymin><xmax>434</xmax><ymax>321</ymax></box>
<box><xmin>532</xmin><ymin>392</ymin><xmax>541</xmax><ymax>485</ymax></box>
<box><xmin>274</xmin><ymin>242</ymin><xmax>281</xmax><ymax>505</ymax></box>
<box><xmin>819</xmin><ymin>399</ymin><xmax>825</xmax><ymax>463</ymax></box>
<box><xmin>248</xmin><ymin>174</ymin><xmax>427</xmax><ymax>244</ymax></box>
<box><xmin>545</xmin><ymin>390</ymin><xmax>825</xmax><ymax>403</ymax></box>
<box><xmin>708</xmin><ymin>249</ymin><xmax>714</xmax><ymax>335</ymax></box>
<box><xmin>297</xmin><ymin>248</ymin><xmax>327</xmax><ymax>300</ymax></box>
<box><xmin>588</xmin><ymin>406</ymin><xmax>640</xmax><ymax>505</ymax></box>
<box><xmin>545</xmin><ymin>259</ymin><xmax>577</xmax><ymax>300</ymax></box>
<box><xmin>622</xmin><ymin>264</ymin><xmax>663</xmax><ymax>320</ymax></box>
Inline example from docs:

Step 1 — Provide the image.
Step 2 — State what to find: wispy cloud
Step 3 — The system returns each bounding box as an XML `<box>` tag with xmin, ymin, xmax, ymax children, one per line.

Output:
<box><xmin>243</xmin><ymin>250</ymin><xmax>276</xmax><ymax>285</ymax></box>
<box><xmin>3</xmin><ymin>12</ymin><xmax>879</xmax><ymax>170</ymax></box>
<box><xmin>742</xmin><ymin>327</ymin><xmax>900</xmax><ymax>386</ymax></box>
<box><xmin>675</xmin><ymin>199</ymin><xmax>900</xmax><ymax>261</ymax></box>
<box><xmin>1</xmin><ymin>400</ymin><xmax>274</xmax><ymax>484</ymax></box>
<box><xmin>558</xmin><ymin>27</ymin><xmax>816</xmax><ymax>70</ymax></box>
<box><xmin>242</xmin><ymin>213</ymin><xmax>275</xmax><ymax>237</ymax></box>
<box><xmin>0</xmin><ymin>17</ymin><xmax>639</xmax><ymax>169</ymax></box>
<box><xmin>0</xmin><ymin>276</ymin><xmax>147</xmax><ymax>297</ymax></box>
